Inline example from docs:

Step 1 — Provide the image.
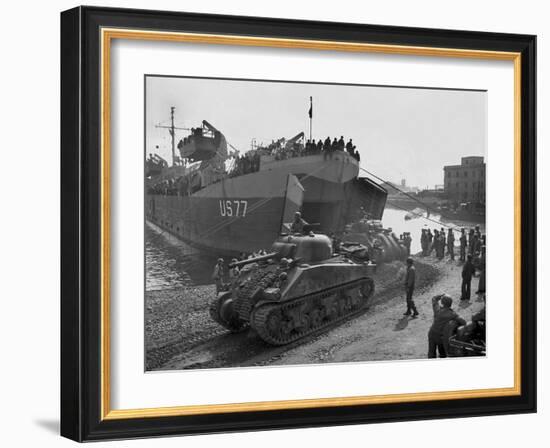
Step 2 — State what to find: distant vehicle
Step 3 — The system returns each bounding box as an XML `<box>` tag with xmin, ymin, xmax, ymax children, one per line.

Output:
<box><xmin>343</xmin><ymin>219</ymin><xmax>408</xmax><ymax>264</ymax></box>
<box><xmin>209</xmin><ymin>233</ymin><xmax>376</xmax><ymax>345</ymax></box>
<box><xmin>404</xmin><ymin>207</ymin><xmax>425</xmax><ymax>220</ymax></box>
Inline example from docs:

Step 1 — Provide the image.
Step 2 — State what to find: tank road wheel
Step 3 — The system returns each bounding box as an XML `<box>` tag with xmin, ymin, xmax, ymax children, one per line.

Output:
<box><xmin>253</xmin><ymin>304</ymin><xmax>292</xmax><ymax>345</ymax></box>
<box><xmin>310</xmin><ymin>308</ymin><xmax>322</xmax><ymax>329</ymax></box>
<box><xmin>337</xmin><ymin>295</ymin><xmax>349</xmax><ymax>316</ymax></box>
<box><xmin>266</xmin><ymin>309</ymin><xmax>283</xmax><ymax>336</ymax></box>
<box><xmin>209</xmin><ymin>292</ymin><xmax>248</xmax><ymax>333</ymax></box>
<box><xmin>328</xmin><ymin>298</ymin><xmax>340</xmax><ymax>321</ymax></box>
<box><xmin>298</xmin><ymin>311</ymin><xmax>311</xmax><ymax>333</ymax></box>
<box><xmin>360</xmin><ymin>278</ymin><xmax>375</xmax><ymax>307</ymax></box>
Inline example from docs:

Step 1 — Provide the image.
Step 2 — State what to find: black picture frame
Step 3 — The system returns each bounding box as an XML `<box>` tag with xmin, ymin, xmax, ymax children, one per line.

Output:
<box><xmin>61</xmin><ymin>5</ymin><xmax>536</xmax><ymax>442</ymax></box>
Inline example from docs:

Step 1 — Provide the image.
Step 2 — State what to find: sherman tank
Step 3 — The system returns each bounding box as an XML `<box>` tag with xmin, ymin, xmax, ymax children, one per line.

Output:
<box><xmin>342</xmin><ymin>219</ymin><xmax>408</xmax><ymax>263</ymax></box>
<box><xmin>209</xmin><ymin>233</ymin><xmax>376</xmax><ymax>345</ymax></box>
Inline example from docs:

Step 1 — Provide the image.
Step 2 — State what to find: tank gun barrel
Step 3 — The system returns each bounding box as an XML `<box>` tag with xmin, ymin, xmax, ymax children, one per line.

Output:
<box><xmin>229</xmin><ymin>252</ymin><xmax>278</xmax><ymax>268</ymax></box>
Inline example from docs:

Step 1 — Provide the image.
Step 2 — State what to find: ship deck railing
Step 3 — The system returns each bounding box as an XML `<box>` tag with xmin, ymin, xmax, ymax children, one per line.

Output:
<box><xmin>259</xmin><ymin>150</ymin><xmax>359</xmax><ymax>171</ymax></box>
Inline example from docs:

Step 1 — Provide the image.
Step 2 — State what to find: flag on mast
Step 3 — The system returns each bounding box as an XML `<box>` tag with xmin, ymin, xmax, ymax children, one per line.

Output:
<box><xmin>308</xmin><ymin>96</ymin><xmax>313</xmax><ymax>118</ymax></box>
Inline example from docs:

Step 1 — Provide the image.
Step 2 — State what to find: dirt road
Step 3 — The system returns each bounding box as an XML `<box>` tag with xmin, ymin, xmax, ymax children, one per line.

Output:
<box><xmin>145</xmin><ymin>254</ymin><xmax>485</xmax><ymax>371</ymax></box>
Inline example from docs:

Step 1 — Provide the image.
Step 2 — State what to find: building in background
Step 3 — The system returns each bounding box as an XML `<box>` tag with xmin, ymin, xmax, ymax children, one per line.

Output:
<box><xmin>444</xmin><ymin>156</ymin><xmax>486</xmax><ymax>204</ymax></box>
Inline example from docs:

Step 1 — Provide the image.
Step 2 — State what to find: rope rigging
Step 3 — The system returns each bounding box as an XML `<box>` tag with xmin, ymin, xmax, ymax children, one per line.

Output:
<box><xmin>358</xmin><ymin>166</ymin><xmax>464</xmax><ymax>230</ymax></box>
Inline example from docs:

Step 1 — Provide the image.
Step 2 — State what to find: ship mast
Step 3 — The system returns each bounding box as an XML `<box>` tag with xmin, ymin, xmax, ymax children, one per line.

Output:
<box><xmin>155</xmin><ymin>106</ymin><xmax>189</xmax><ymax>166</ymax></box>
<box><xmin>170</xmin><ymin>107</ymin><xmax>175</xmax><ymax>166</ymax></box>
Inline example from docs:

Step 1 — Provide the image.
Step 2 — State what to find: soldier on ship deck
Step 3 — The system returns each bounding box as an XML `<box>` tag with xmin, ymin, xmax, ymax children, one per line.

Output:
<box><xmin>346</xmin><ymin>138</ymin><xmax>354</xmax><ymax>154</ymax></box>
<box><xmin>317</xmin><ymin>139</ymin><xmax>324</xmax><ymax>154</ymax></box>
<box><xmin>323</xmin><ymin>137</ymin><xmax>331</xmax><ymax>160</ymax></box>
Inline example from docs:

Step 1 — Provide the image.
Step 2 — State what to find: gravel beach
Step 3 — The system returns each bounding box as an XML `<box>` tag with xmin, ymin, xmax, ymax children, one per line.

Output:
<box><xmin>145</xmin><ymin>254</ymin><xmax>483</xmax><ymax>371</ymax></box>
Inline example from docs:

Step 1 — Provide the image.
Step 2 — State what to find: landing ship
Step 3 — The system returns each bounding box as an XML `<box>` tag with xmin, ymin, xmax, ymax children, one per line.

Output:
<box><xmin>145</xmin><ymin>111</ymin><xmax>388</xmax><ymax>256</ymax></box>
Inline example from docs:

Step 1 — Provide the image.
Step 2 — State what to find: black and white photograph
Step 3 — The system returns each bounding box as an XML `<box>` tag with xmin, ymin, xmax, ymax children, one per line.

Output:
<box><xmin>144</xmin><ymin>75</ymin><xmax>487</xmax><ymax>371</ymax></box>
<box><xmin>0</xmin><ymin>0</ymin><xmax>543</xmax><ymax>444</ymax></box>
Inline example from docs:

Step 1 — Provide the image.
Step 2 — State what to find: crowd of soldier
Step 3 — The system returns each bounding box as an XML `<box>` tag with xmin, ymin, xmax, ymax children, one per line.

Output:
<box><xmin>418</xmin><ymin>225</ymin><xmax>485</xmax><ymax>301</ymax></box>
<box><xmin>147</xmin><ymin>178</ymin><xmax>180</xmax><ymax>196</ymax></box>
<box><xmin>311</xmin><ymin>136</ymin><xmax>361</xmax><ymax>162</ymax></box>
<box><xmin>268</xmin><ymin>136</ymin><xmax>361</xmax><ymax>162</ymax></box>
<box><xmin>227</xmin><ymin>135</ymin><xmax>362</xmax><ymax>177</ymax></box>
<box><xmin>228</xmin><ymin>151</ymin><xmax>261</xmax><ymax>178</ymax></box>
<box><xmin>404</xmin><ymin>255</ymin><xmax>485</xmax><ymax>359</ymax></box>
<box><xmin>402</xmin><ymin>224</ymin><xmax>486</xmax><ymax>358</ymax></box>
<box><xmin>399</xmin><ymin>232</ymin><xmax>412</xmax><ymax>256</ymax></box>
<box><xmin>148</xmin><ymin>135</ymin><xmax>362</xmax><ymax>195</ymax></box>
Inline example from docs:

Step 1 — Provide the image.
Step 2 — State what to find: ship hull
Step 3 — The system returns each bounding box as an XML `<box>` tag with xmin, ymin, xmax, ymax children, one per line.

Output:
<box><xmin>146</xmin><ymin>168</ymin><xmax>303</xmax><ymax>255</ymax></box>
<box><xmin>146</xmin><ymin>152</ymin><xmax>387</xmax><ymax>255</ymax></box>
<box><xmin>147</xmin><ymin>195</ymin><xmax>287</xmax><ymax>254</ymax></box>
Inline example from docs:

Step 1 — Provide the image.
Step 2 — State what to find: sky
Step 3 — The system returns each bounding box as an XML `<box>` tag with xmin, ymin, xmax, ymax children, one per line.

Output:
<box><xmin>145</xmin><ymin>76</ymin><xmax>487</xmax><ymax>189</ymax></box>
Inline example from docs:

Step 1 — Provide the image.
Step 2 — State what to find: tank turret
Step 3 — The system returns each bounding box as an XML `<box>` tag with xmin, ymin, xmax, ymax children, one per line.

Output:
<box><xmin>209</xmin><ymin>234</ymin><xmax>376</xmax><ymax>345</ymax></box>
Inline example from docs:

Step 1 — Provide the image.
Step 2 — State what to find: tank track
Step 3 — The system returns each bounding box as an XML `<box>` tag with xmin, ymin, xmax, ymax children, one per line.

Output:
<box><xmin>251</xmin><ymin>277</ymin><xmax>375</xmax><ymax>345</ymax></box>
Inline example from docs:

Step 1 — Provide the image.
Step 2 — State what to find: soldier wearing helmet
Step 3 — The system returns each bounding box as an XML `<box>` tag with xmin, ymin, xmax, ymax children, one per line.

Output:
<box><xmin>403</xmin><ymin>257</ymin><xmax>419</xmax><ymax>318</ymax></box>
<box><xmin>275</xmin><ymin>271</ymin><xmax>288</xmax><ymax>288</ymax></box>
<box><xmin>428</xmin><ymin>294</ymin><xmax>466</xmax><ymax>358</ymax></box>
<box><xmin>290</xmin><ymin>211</ymin><xmax>307</xmax><ymax>234</ymax></box>
<box><xmin>279</xmin><ymin>258</ymin><xmax>290</xmax><ymax>269</ymax></box>
<box><xmin>228</xmin><ymin>258</ymin><xmax>240</xmax><ymax>289</ymax></box>
<box><xmin>212</xmin><ymin>258</ymin><xmax>225</xmax><ymax>293</ymax></box>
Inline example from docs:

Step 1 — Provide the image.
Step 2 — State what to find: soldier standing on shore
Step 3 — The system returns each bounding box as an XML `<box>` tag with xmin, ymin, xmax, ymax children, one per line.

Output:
<box><xmin>459</xmin><ymin>228</ymin><xmax>467</xmax><ymax>262</ymax></box>
<box><xmin>228</xmin><ymin>258</ymin><xmax>240</xmax><ymax>289</ymax></box>
<box><xmin>427</xmin><ymin>229</ymin><xmax>433</xmax><ymax>255</ymax></box>
<box><xmin>432</xmin><ymin>229</ymin><xmax>439</xmax><ymax>256</ymax></box>
<box><xmin>468</xmin><ymin>228</ymin><xmax>476</xmax><ymax>255</ymax></box>
<box><xmin>403</xmin><ymin>257</ymin><xmax>419</xmax><ymax>317</ymax></box>
<box><xmin>447</xmin><ymin>228</ymin><xmax>455</xmax><ymax>260</ymax></box>
<box><xmin>476</xmin><ymin>246</ymin><xmax>486</xmax><ymax>295</ymax></box>
<box><xmin>438</xmin><ymin>229</ymin><xmax>446</xmax><ymax>260</ymax></box>
<box><xmin>403</xmin><ymin>232</ymin><xmax>412</xmax><ymax>256</ymax></box>
<box><xmin>212</xmin><ymin>258</ymin><xmax>225</xmax><ymax>293</ymax></box>
<box><xmin>461</xmin><ymin>254</ymin><xmax>476</xmax><ymax>301</ymax></box>
<box><xmin>474</xmin><ymin>226</ymin><xmax>483</xmax><ymax>254</ymax></box>
<box><xmin>420</xmin><ymin>229</ymin><xmax>428</xmax><ymax>256</ymax></box>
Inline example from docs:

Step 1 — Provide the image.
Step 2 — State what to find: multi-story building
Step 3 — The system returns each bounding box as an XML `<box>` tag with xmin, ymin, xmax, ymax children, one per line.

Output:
<box><xmin>443</xmin><ymin>156</ymin><xmax>486</xmax><ymax>204</ymax></box>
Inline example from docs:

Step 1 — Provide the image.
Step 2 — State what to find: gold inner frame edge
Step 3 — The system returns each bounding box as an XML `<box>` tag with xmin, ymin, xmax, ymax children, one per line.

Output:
<box><xmin>100</xmin><ymin>27</ymin><xmax>522</xmax><ymax>420</ymax></box>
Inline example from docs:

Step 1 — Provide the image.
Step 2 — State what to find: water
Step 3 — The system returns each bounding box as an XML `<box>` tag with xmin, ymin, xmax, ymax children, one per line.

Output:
<box><xmin>145</xmin><ymin>223</ymin><xmax>217</xmax><ymax>290</ymax></box>
<box><xmin>145</xmin><ymin>208</ymin><xmax>485</xmax><ymax>291</ymax></box>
